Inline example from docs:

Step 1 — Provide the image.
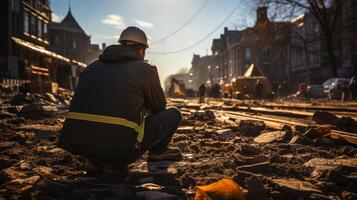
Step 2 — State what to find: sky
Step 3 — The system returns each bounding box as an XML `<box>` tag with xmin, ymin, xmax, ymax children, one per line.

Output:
<box><xmin>50</xmin><ymin>0</ymin><xmax>256</xmax><ymax>85</ymax></box>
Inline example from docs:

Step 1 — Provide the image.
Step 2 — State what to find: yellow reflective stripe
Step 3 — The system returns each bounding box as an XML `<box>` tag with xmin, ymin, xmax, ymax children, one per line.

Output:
<box><xmin>137</xmin><ymin>118</ymin><xmax>145</xmax><ymax>142</ymax></box>
<box><xmin>67</xmin><ymin>112</ymin><xmax>144</xmax><ymax>142</ymax></box>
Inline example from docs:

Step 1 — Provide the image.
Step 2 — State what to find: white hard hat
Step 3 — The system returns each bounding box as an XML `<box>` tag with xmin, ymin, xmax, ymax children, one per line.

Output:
<box><xmin>118</xmin><ymin>26</ymin><xmax>149</xmax><ymax>48</ymax></box>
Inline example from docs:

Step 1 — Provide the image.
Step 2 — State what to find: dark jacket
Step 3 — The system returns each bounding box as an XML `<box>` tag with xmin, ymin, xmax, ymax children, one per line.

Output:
<box><xmin>58</xmin><ymin>45</ymin><xmax>166</xmax><ymax>161</ymax></box>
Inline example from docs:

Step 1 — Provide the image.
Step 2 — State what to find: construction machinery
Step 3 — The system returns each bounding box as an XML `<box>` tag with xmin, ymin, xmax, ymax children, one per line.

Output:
<box><xmin>227</xmin><ymin>64</ymin><xmax>270</xmax><ymax>99</ymax></box>
<box><xmin>168</xmin><ymin>77</ymin><xmax>186</xmax><ymax>98</ymax></box>
<box><xmin>231</xmin><ymin>76</ymin><xmax>270</xmax><ymax>98</ymax></box>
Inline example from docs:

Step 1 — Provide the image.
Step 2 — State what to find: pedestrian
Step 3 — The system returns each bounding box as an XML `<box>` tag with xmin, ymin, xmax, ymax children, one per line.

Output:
<box><xmin>272</xmin><ymin>81</ymin><xmax>278</xmax><ymax>98</ymax></box>
<box><xmin>349</xmin><ymin>76</ymin><xmax>357</xmax><ymax>100</ymax></box>
<box><xmin>278</xmin><ymin>83</ymin><xmax>284</xmax><ymax>98</ymax></box>
<box><xmin>59</xmin><ymin>27</ymin><xmax>182</xmax><ymax>175</ymax></box>
<box><xmin>213</xmin><ymin>83</ymin><xmax>221</xmax><ymax>98</ymax></box>
<box><xmin>199</xmin><ymin>83</ymin><xmax>206</xmax><ymax>103</ymax></box>
<box><xmin>255</xmin><ymin>79</ymin><xmax>263</xmax><ymax>99</ymax></box>
<box><xmin>282</xmin><ymin>81</ymin><xmax>288</xmax><ymax>96</ymax></box>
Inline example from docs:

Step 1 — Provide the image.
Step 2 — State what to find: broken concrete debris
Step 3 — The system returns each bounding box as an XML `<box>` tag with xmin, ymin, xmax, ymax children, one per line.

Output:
<box><xmin>1</xmin><ymin>96</ymin><xmax>357</xmax><ymax>199</ymax></box>
<box><xmin>238</xmin><ymin>120</ymin><xmax>266</xmax><ymax>136</ymax></box>
<box><xmin>313</xmin><ymin>111</ymin><xmax>357</xmax><ymax>130</ymax></box>
<box><xmin>254</xmin><ymin>131</ymin><xmax>287</xmax><ymax>144</ymax></box>
<box><xmin>313</xmin><ymin>111</ymin><xmax>340</xmax><ymax>125</ymax></box>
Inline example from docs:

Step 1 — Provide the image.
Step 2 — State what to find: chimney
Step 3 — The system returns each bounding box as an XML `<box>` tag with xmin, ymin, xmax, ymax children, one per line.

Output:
<box><xmin>256</xmin><ymin>7</ymin><xmax>268</xmax><ymax>23</ymax></box>
<box><xmin>102</xmin><ymin>43</ymin><xmax>106</xmax><ymax>50</ymax></box>
<box><xmin>224</xmin><ymin>27</ymin><xmax>228</xmax><ymax>34</ymax></box>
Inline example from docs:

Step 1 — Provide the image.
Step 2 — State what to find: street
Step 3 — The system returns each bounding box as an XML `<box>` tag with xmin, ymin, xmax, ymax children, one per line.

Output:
<box><xmin>1</xmin><ymin>96</ymin><xmax>356</xmax><ymax>199</ymax></box>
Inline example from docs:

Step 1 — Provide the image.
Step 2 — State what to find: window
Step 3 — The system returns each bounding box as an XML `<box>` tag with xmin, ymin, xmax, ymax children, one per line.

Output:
<box><xmin>44</xmin><ymin>23</ymin><xmax>48</xmax><ymax>34</ymax></box>
<box><xmin>245</xmin><ymin>48</ymin><xmax>251</xmax><ymax>59</ymax></box>
<box><xmin>37</xmin><ymin>20</ymin><xmax>43</xmax><ymax>38</ymax></box>
<box><xmin>30</xmin><ymin>15</ymin><xmax>36</xmax><ymax>35</ymax></box>
<box><xmin>12</xmin><ymin>0</ymin><xmax>19</xmax><ymax>12</ymax></box>
<box><xmin>43</xmin><ymin>23</ymin><xmax>48</xmax><ymax>40</ymax></box>
<box><xmin>24</xmin><ymin>11</ymin><xmax>29</xmax><ymax>33</ymax></box>
<box><xmin>54</xmin><ymin>36</ymin><xmax>59</xmax><ymax>46</ymax></box>
<box><xmin>314</xmin><ymin>23</ymin><xmax>319</xmax><ymax>33</ymax></box>
<box><xmin>72</xmin><ymin>38</ymin><xmax>77</xmax><ymax>49</ymax></box>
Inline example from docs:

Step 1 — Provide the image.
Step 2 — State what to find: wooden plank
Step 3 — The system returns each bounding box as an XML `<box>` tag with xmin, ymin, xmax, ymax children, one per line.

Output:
<box><xmin>331</xmin><ymin>130</ymin><xmax>357</xmax><ymax>145</ymax></box>
<box><xmin>215</xmin><ymin>110</ymin><xmax>357</xmax><ymax>145</ymax></box>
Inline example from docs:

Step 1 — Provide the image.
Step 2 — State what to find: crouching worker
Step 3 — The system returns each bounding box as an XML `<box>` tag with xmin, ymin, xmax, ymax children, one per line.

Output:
<box><xmin>58</xmin><ymin>26</ymin><xmax>182</xmax><ymax>174</ymax></box>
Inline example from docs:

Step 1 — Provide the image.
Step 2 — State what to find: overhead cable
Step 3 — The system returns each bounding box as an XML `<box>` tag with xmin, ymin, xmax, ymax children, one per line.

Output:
<box><xmin>150</xmin><ymin>0</ymin><xmax>210</xmax><ymax>45</ymax></box>
<box><xmin>147</xmin><ymin>0</ymin><xmax>242</xmax><ymax>55</ymax></box>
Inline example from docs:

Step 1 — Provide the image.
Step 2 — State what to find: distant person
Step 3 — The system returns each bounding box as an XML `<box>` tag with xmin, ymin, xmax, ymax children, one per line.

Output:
<box><xmin>59</xmin><ymin>27</ymin><xmax>182</xmax><ymax>175</ymax></box>
<box><xmin>229</xmin><ymin>86</ymin><xmax>234</xmax><ymax>99</ymax></box>
<box><xmin>282</xmin><ymin>81</ymin><xmax>288</xmax><ymax>96</ymax></box>
<box><xmin>199</xmin><ymin>83</ymin><xmax>206</xmax><ymax>102</ymax></box>
<box><xmin>255</xmin><ymin>80</ymin><xmax>263</xmax><ymax>99</ymax></box>
<box><xmin>272</xmin><ymin>81</ymin><xmax>278</xmax><ymax>98</ymax></box>
<box><xmin>208</xmin><ymin>85</ymin><xmax>213</xmax><ymax>97</ymax></box>
<box><xmin>299</xmin><ymin>82</ymin><xmax>307</xmax><ymax>99</ymax></box>
<box><xmin>278</xmin><ymin>83</ymin><xmax>284</xmax><ymax>97</ymax></box>
<box><xmin>213</xmin><ymin>83</ymin><xmax>221</xmax><ymax>98</ymax></box>
<box><xmin>349</xmin><ymin>76</ymin><xmax>357</xmax><ymax>100</ymax></box>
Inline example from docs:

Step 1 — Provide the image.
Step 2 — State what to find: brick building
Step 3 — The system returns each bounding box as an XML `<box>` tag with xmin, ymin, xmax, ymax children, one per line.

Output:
<box><xmin>341</xmin><ymin>0</ymin><xmax>357</xmax><ymax>76</ymax></box>
<box><xmin>198</xmin><ymin>7</ymin><xmax>291</xmax><ymax>87</ymax></box>
<box><xmin>290</xmin><ymin>0</ymin><xmax>357</xmax><ymax>88</ymax></box>
<box><xmin>189</xmin><ymin>4</ymin><xmax>357</xmax><ymax>92</ymax></box>
<box><xmin>238</xmin><ymin>7</ymin><xmax>291</xmax><ymax>83</ymax></box>
<box><xmin>211</xmin><ymin>27</ymin><xmax>242</xmax><ymax>84</ymax></box>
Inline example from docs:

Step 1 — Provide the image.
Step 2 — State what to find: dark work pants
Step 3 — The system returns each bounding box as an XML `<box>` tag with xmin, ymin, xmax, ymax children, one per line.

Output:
<box><xmin>138</xmin><ymin>107</ymin><xmax>182</xmax><ymax>156</ymax></box>
<box><xmin>88</xmin><ymin>107</ymin><xmax>181</xmax><ymax>167</ymax></box>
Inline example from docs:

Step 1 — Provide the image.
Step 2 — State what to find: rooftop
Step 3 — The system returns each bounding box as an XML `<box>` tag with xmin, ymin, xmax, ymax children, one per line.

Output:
<box><xmin>50</xmin><ymin>8</ymin><xmax>88</xmax><ymax>36</ymax></box>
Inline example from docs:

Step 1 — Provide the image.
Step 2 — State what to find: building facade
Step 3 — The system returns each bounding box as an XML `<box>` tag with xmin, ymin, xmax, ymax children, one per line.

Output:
<box><xmin>211</xmin><ymin>27</ymin><xmax>242</xmax><ymax>84</ymax></box>
<box><xmin>0</xmin><ymin>0</ymin><xmax>92</xmax><ymax>91</ymax></box>
<box><xmin>190</xmin><ymin>54</ymin><xmax>213</xmax><ymax>89</ymax></box>
<box><xmin>208</xmin><ymin>7</ymin><xmax>291</xmax><ymax>86</ymax></box>
<box><xmin>290</xmin><ymin>0</ymin><xmax>357</xmax><ymax>88</ymax></box>
<box><xmin>238</xmin><ymin>7</ymin><xmax>291</xmax><ymax>83</ymax></box>
<box><xmin>49</xmin><ymin>8</ymin><xmax>101</xmax><ymax>64</ymax></box>
<box><xmin>341</xmin><ymin>0</ymin><xmax>357</xmax><ymax>76</ymax></box>
<box><xmin>188</xmin><ymin>4</ymin><xmax>357</xmax><ymax>92</ymax></box>
<box><xmin>0</xmin><ymin>0</ymin><xmax>52</xmax><ymax>80</ymax></box>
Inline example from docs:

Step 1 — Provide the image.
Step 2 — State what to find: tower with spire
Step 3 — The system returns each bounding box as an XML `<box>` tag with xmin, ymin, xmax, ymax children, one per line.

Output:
<box><xmin>49</xmin><ymin>3</ymin><xmax>101</xmax><ymax>64</ymax></box>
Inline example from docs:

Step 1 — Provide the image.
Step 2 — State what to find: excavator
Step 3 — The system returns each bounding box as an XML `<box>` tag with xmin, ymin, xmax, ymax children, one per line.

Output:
<box><xmin>168</xmin><ymin>77</ymin><xmax>186</xmax><ymax>98</ymax></box>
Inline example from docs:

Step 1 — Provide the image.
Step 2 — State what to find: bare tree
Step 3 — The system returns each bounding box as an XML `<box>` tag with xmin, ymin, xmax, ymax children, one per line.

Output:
<box><xmin>256</xmin><ymin>0</ymin><xmax>342</xmax><ymax>77</ymax></box>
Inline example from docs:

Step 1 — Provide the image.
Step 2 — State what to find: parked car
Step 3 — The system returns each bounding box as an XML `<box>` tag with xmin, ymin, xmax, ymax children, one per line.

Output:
<box><xmin>306</xmin><ymin>84</ymin><xmax>324</xmax><ymax>98</ymax></box>
<box><xmin>323</xmin><ymin>78</ymin><xmax>349</xmax><ymax>99</ymax></box>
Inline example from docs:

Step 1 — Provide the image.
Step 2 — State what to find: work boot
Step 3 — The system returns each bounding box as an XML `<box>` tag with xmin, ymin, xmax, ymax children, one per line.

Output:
<box><xmin>101</xmin><ymin>164</ymin><xmax>128</xmax><ymax>175</ymax></box>
<box><xmin>84</xmin><ymin>160</ymin><xmax>102</xmax><ymax>175</ymax></box>
<box><xmin>84</xmin><ymin>160</ymin><xmax>128</xmax><ymax>178</ymax></box>
<box><xmin>148</xmin><ymin>147</ymin><xmax>182</xmax><ymax>161</ymax></box>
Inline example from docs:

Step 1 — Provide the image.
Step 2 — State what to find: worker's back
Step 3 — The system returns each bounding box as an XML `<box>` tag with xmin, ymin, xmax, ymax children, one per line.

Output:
<box><xmin>59</xmin><ymin>45</ymin><xmax>166</xmax><ymax>162</ymax></box>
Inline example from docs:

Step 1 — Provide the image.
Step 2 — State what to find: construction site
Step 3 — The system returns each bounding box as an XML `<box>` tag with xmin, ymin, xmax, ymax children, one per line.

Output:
<box><xmin>1</xmin><ymin>90</ymin><xmax>357</xmax><ymax>199</ymax></box>
<box><xmin>1</xmin><ymin>0</ymin><xmax>357</xmax><ymax>200</ymax></box>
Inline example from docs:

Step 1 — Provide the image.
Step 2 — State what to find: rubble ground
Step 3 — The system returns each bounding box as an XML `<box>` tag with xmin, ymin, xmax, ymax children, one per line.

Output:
<box><xmin>1</xmin><ymin>97</ymin><xmax>357</xmax><ymax>200</ymax></box>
